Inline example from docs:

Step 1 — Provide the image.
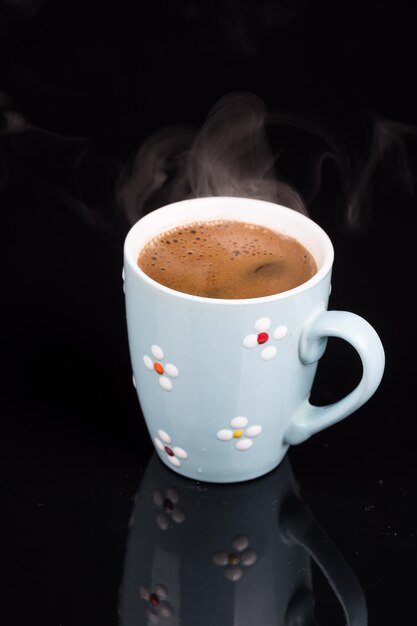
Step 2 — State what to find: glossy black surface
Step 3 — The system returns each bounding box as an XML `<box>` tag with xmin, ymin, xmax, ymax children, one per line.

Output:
<box><xmin>1</xmin><ymin>2</ymin><xmax>416</xmax><ymax>624</ymax></box>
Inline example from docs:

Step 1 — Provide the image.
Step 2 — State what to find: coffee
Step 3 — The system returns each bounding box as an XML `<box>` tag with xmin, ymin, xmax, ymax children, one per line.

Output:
<box><xmin>137</xmin><ymin>219</ymin><xmax>317</xmax><ymax>299</ymax></box>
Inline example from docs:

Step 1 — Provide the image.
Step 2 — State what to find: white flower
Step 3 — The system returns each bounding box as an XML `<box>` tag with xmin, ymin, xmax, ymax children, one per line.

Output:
<box><xmin>243</xmin><ymin>317</ymin><xmax>288</xmax><ymax>360</ymax></box>
<box><xmin>154</xmin><ymin>430</ymin><xmax>188</xmax><ymax>467</ymax></box>
<box><xmin>153</xmin><ymin>487</ymin><xmax>186</xmax><ymax>530</ymax></box>
<box><xmin>139</xmin><ymin>584</ymin><xmax>173</xmax><ymax>621</ymax></box>
<box><xmin>212</xmin><ymin>534</ymin><xmax>257</xmax><ymax>581</ymax></box>
<box><xmin>143</xmin><ymin>344</ymin><xmax>179</xmax><ymax>391</ymax></box>
<box><xmin>217</xmin><ymin>416</ymin><xmax>262</xmax><ymax>451</ymax></box>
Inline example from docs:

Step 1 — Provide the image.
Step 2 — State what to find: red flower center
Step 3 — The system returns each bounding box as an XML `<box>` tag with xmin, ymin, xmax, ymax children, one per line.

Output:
<box><xmin>163</xmin><ymin>498</ymin><xmax>173</xmax><ymax>512</ymax></box>
<box><xmin>257</xmin><ymin>332</ymin><xmax>269</xmax><ymax>344</ymax></box>
<box><xmin>165</xmin><ymin>446</ymin><xmax>174</xmax><ymax>457</ymax></box>
<box><xmin>149</xmin><ymin>593</ymin><xmax>159</xmax><ymax>607</ymax></box>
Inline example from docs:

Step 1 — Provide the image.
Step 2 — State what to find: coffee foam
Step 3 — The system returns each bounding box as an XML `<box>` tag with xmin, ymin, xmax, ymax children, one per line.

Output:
<box><xmin>137</xmin><ymin>219</ymin><xmax>317</xmax><ymax>299</ymax></box>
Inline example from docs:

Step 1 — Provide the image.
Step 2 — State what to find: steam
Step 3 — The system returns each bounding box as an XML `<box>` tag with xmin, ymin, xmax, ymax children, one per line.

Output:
<box><xmin>0</xmin><ymin>0</ymin><xmax>46</xmax><ymax>37</ymax></box>
<box><xmin>0</xmin><ymin>106</ymin><xmax>125</xmax><ymax>237</ymax></box>
<box><xmin>116</xmin><ymin>91</ymin><xmax>308</xmax><ymax>222</ymax></box>
<box><xmin>1</xmin><ymin>89</ymin><xmax>415</xmax><ymax>237</ymax></box>
<box><xmin>344</xmin><ymin>116</ymin><xmax>416</xmax><ymax>231</ymax></box>
<box><xmin>117</xmin><ymin>91</ymin><xmax>416</xmax><ymax>234</ymax></box>
<box><xmin>115</xmin><ymin>124</ymin><xmax>197</xmax><ymax>226</ymax></box>
<box><xmin>188</xmin><ymin>92</ymin><xmax>306</xmax><ymax>211</ymax></box>
<box><xmin>170</xmin><ymin>0</ymin><xmax>309</xmax><ymax>58</ymax></box>
<box><xmin>1</xmin><ymin>0</ymin><xmax>44</xmax><ymax>16</ymax></box>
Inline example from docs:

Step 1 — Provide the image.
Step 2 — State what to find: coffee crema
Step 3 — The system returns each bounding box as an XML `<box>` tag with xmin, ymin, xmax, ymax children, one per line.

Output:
<box><xmin>137</xmin><ymin>219</ymin><xmax>318</xmax><ymax>299</ymax></box>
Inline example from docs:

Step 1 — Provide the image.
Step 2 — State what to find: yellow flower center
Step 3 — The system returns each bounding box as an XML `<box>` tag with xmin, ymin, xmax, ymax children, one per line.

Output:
<box><xmin>233</xmin><ymin>430</ymin><xmax>244</xmax><ymax>438</ymax></box>
<box><xmin>227</xmin><ymin>553</ymin><xmax>239</xmax><ymax>565</ymax></box>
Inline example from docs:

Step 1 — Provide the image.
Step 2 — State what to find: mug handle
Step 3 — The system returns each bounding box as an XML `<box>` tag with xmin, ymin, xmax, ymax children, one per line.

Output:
<box><xmin>284</xmin><ymin>310</ymin><xmax>385</xmax><ymax>445</ymax></box>
<box><xmin>280</xmin><ymin>493</ymin><xmax>368</xmax><ymax>625</ymax></box>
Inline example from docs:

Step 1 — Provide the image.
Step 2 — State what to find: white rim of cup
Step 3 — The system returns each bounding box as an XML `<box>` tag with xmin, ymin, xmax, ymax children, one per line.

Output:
<box><xmin>123</xmin><ymin>196</ymin><xmax>334</xmax><ymax>305</ymax></box>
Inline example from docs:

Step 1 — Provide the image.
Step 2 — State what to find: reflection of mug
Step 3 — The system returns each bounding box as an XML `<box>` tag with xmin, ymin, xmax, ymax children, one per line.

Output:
<box><xmin>123</xmin><ymin>197</ymin><xmax>385</xmax><ymax>483</ymax></box>
<box><xmin>119</xmin><ymin>453</ymin><xmax>367</xmax><ymax>625</ymax></box>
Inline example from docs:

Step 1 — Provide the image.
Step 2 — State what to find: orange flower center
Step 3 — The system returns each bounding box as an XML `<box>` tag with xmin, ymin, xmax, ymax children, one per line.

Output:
<box><xmin>154</xmin><ymin>362</ymin><xmax>164</xmax><ymax>375</ymax></box>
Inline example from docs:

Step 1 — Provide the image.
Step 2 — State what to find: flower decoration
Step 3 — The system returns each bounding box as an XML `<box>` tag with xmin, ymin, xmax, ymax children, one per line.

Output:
<box><xmin>155</xmin><ymin>430</ymin><xmax>188</xmax><ymax>467</ymax></box>
<box><xmin>243</xmin><ymin>317</ymin><xmax>288</xmax><ymax>360</ymax></box>
<box><xmin>143</xmin><ymin>344</ymin><xmax>179</xmax><ymax>391</ymax></box>
<box><xmin>139</xmin><ymin>584</ymin><xmax>173</xmax><ymax>622</ymax></box>
<box><xmin>217</xmin><ymin>416</ymin><xmax>262</xmax><ymax>450</ymax></box>
<box><xmin>153</xmin><ymin>487</ymin><xmax>186</xmax><ymax>530</ymax></box>
<box><xmin>212</xmin><ymin>535</ymin><xmax>257</xmax><ymax>581</ymax></box>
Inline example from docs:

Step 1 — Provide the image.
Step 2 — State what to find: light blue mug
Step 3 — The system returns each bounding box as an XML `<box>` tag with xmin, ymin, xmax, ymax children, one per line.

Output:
<box><xmin>123</xmin><ymin>196</ymin><xmax>385</xmax><ymax>483</ymax></box>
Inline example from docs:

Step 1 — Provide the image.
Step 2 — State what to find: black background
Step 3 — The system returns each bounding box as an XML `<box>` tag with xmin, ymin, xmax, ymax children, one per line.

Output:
<box><xmin>1</xmin><ymin>1</ymin><xmax>416</xmax><ymax>624</ymax></box>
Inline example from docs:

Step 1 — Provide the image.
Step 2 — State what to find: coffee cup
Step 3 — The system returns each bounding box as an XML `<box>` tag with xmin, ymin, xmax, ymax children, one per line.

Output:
<box><xmin>123</xmin><ymin>196</ymin><xmax>385</xmax><ymax>483</ymax></box>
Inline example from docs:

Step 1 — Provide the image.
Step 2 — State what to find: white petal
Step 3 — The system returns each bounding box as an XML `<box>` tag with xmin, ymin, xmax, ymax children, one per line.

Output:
<box><xmin>152</xmin><ymin>489</ymin><xmax>163</xmax><ymax>506</ymax></box>
<box><xmin>232</xmin><ymin>534</ymin><xmax>249</xmax><ymax>551</ymax></box>
<box><xmin>158</xmin><ymin>429</ymin><xmax>171</xmax><ymax>443</ymax></box>
<box><xmin>165</xmin><ymin>363</ymin><xmax>179</xmax><ymax>378</ymax></box>
<box><xmin>172</xmin><ymin>446</ymin><xmax>188</xmax><ymax>459</ymax></box>
<box><xmin>168</xmin><ymin>455</ymin><xmax>181</xmax><ymax>467</ymax></box>
<box><xmin>225</xmin><ymin>566</ymin><xmax>242</xmax><ymax>582</ymax></box>
<box><xmin>148</xmin><ymin>610</ymin><xmax>159</xmax><ymax>623</ymax></box>
<box><xmin>143</xmin><ymin>355</ymin><xmax>154</xmax><ymax>370</ymax></box>
<box><xmin>122</xmin><ymin>268</ymin><xmax>125</xmax><ymax>281</ymax></box>
<box><xmin>166</xmin><ymin>487</ymin><xmax>180</xmax><ymax>503</ymax></box>
<box><xmin>243</xmin><ymin>334</ymin><xmax>258</xmax><ymax>348</ymax></box>
<box><xmin>160</xmin><ymin>604</ymin><xmax>173</xmax><ymax>618</ymax></box>
<box><xmin>273</xmin><ymin>325</ymin><xmax>288</xmax><ymax>340</ymax></box>
<box><xmin>154</xmin><ymin>584</ymin><xmax>168</xmax><ymax>600</ymax></box>
<box><xmin>261</xmin><ymin>346</ymin><xmax>277</xmax><ymax>360</ymax></box>
<box><xmin>236</xmin><ymin>438</ymin><xmax>253</xmax><ymax>451</ymax></box>
<box><xmin>172</xmin><ymin>507</ymin><xmax>186</xmax><ymax>524</ymax></box>
<box><xmin>241</xmin><ymin>550</ymin><xmax>257</xmax><ymax>566</ymax></box>
<box><xmin>255</xmin><ymin>317</ymin><xmax>271</xmax><ymax>332</ymax></box>
<box><xmin>230</xmin><ymin>416</ymin><xmax>248</xmax><ymax>429</ymax></box>
<box><xmin>212</xmin><ymin>551</ymin><xmax>228</xmax><ymax>566</ymax></box>
<box><xmin>159</xmin><ymin>377</ymin><xmax>173</xmax><ymax>391</ymax></box>
<box><xmin>246</xmin><ymin>425</ymin><xmax>262</xmax><ymax>438</ymax></box>
<box><xmin>132</xmin><ymin>374</ymin><xmax>136</xmax><ymax>388</ymax></box>
<box><xmin>151</xmin><ymin>344</ymin><xmax>164</xmax><ymax>360</ymax></box>
<box><xmin>156</xmin><ymin>514</ymin><xmax>169</xmax><ymax>530</ymax></box>
<box><xmin>217</xmin><ymin>429</ymin><xmax>233</xmax><ymax>441</ymax></box>
<box><xmin>155</xmin><ymin>437</ymin><xmax>164</xmax><ymax>451</ymax></box>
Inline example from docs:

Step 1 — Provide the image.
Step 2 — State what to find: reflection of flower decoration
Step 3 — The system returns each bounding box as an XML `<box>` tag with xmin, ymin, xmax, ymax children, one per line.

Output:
<box><xmin>217</xmin><ymin>416</ymin><xmax>262</xmax><ymax>450</ymax></box>
<box><xmin>243</xmin><ymin>317</ymin><xmax>288</xmax><ymax>360</ymax></box>
<box><xmin>139</xmin><ymin>584</ymin><xmax>173</xmax><ymax>622</ymax></box>
<box><xmin>155</xmin><ymin>430</ymin><xmax>188</xmax><ymax>467</ymax></box>
<box><xmin>153</xmin><ymin>487</ymin><xmax>186</xmax><ymax>530</ymax></box>
<box><xmin>212</xmin><ymin>535</ymin><xmax>257</xmax><ymax>581</ymax></box>
<box><xmin>143</xmin><ymin>345</ymin><xmax>179</xmax><ymax>391</ymax></box>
